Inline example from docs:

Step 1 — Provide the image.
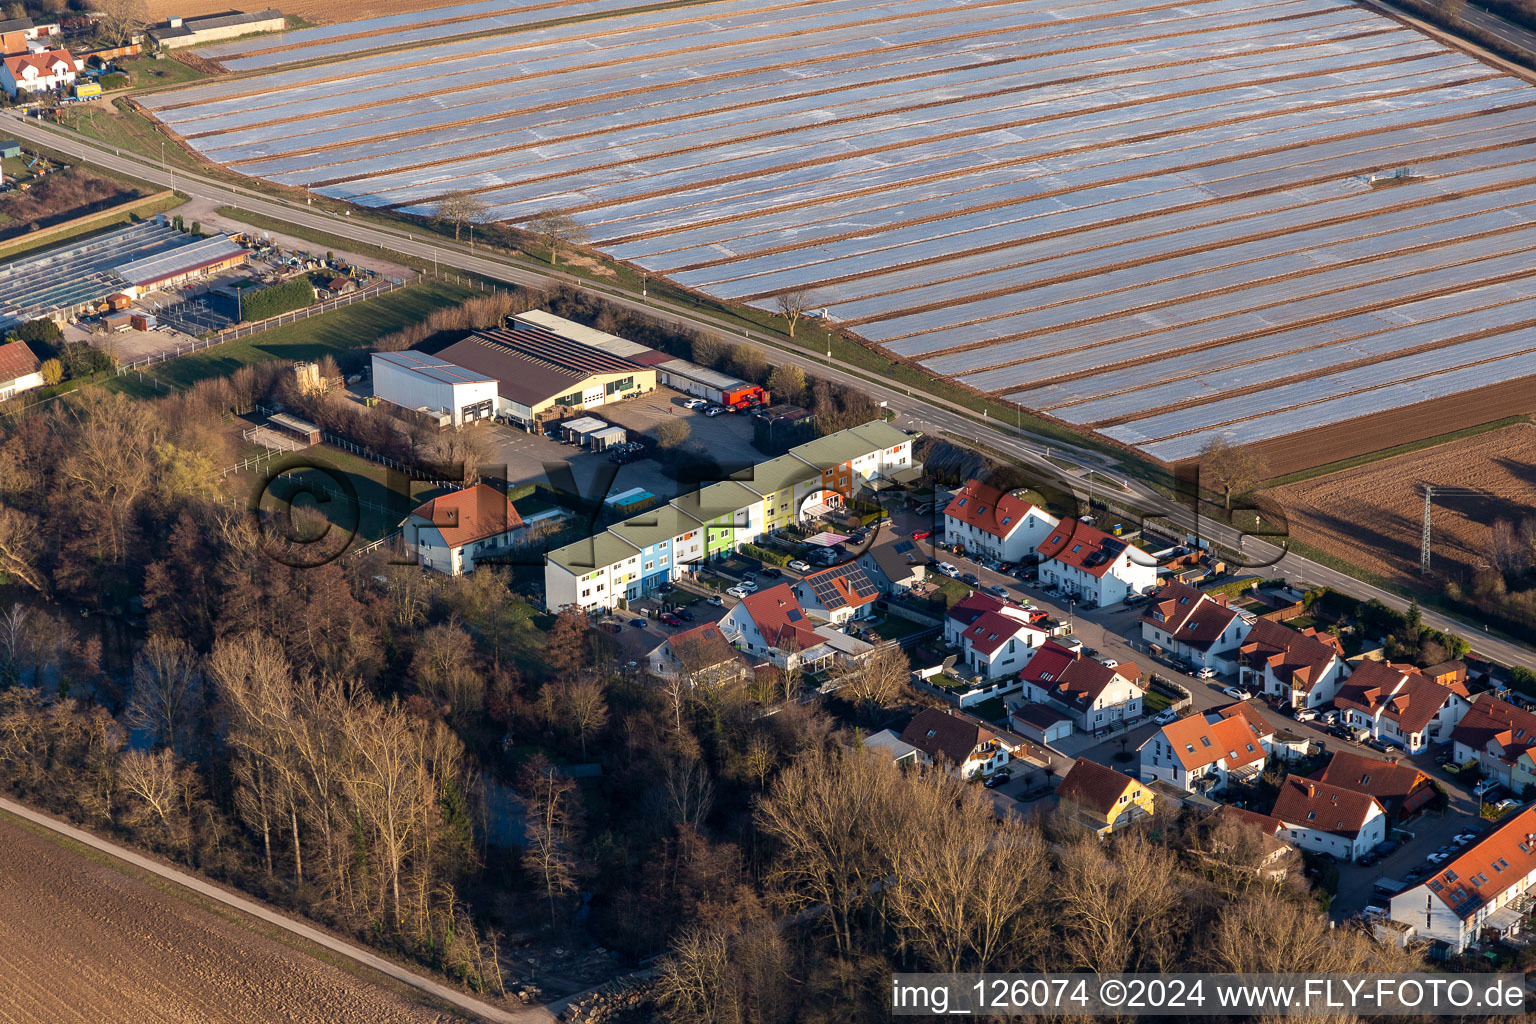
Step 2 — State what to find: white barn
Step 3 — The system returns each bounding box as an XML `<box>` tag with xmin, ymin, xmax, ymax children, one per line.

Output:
<box><xmin>371</xmin><ymin>350</ymin><xmax>499</xmax><ymax>426</ymax></box>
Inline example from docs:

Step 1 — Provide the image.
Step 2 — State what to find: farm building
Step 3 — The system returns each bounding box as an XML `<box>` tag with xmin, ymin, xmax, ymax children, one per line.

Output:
<box><xmin>370</xmin><ymin>350</ymin><xmax>497</xmax><ymax>426</ymax></box>
<box><xmin>267</xmin><ymin>413</ymin><xmax>321</xmax><ymax>447</ymax></box>
<box><xmin>148</xmin><ymin>10</ymin><xmax>284</xmax><ymax>49</ymax></box>
<box><xmin>0</xmin><ymin>220</ymin><xmax>247</xmax><ymax>329</ymax></box>
<box><xmin>140</xmin><ymin>0</ymin><xmax>1536</xmax><ymax>474</ymax></box>
<box><xmin>0</xmin><ymin>140</ymin><xmax>19</xmax><ymax>159</ymax></box>
<box><xmin>0</xmin><ymin>339</ymin><xmax>43</xmax><ymax>401</ymax></box>
<box><xmin>434</xmin><ymin>327</ymin><xmax>655</xmax><ymax>431</ymax></box>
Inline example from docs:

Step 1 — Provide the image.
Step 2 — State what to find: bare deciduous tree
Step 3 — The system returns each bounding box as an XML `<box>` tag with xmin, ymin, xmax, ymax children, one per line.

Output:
<box><xmin>96</xmin><ymin>0</ymin><xmax>147</xmax><ymax>45</ymax></box>
<box><xmin>519</xmin><ymin>756</ymin><xmax>579</xmax><ymax>928</ymax></box>
<box><xmin>119</xmin><ymin>748</ymin><xmax>179</xmax><ymax>827</ymax></box>
<box><xmin>0</xmin><ymin>506</ymin><xmax>46</xmax><ymax>594</ymax></box>
<box><xmin>524</xmin><ymin>211</ymin><xmax>589</xmax><ymax>265</ymax></box>
<box><xmin>831</xmin><ymin>642</ymin><xmax>910</xmax><ymax>711</ymax></box>
<box><xmin>127</xmin><ymin>634</ymin><xmax>201</xmax><ymax>754</ymax></box>
<box><xmin>1198</xmin><ymin>437</ymin><xmax>1269</xmax><ymax>511</ymax></box>
<box><xmin>775</xmin><ymin>289</ymin><xmax>815</xmax><ymax>338</ymax></box>
<box><xmin>434</xmin><ymin>190</ymin><xmax>490</xmax><ymax>242</ymax></box>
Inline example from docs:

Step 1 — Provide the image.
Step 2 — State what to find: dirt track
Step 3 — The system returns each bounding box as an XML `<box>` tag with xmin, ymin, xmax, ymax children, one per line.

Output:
<box><xmin>1267</xmin><ymin>422</ymin><xmax>1536</xmax><ymax>586</ymax></box>
<box><xmin>0</xmin><ymin>814</ymin><xmax>464</xmax><ymax>1024</ymax></box>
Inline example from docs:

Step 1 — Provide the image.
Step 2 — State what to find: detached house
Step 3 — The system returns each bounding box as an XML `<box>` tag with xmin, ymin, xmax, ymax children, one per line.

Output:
<box><xmin>1139</xmin><ymin>582</ymin><xmax>1251</xmax><ymax>673</ymax></box>
<box><xmin>941</xmin><ymin>478</ymin><xmax>1059</xmax><ymax>563</ymax></box>
<box><xmin>1271</xmin><ymin>776</ymin><xmax>1387</xmax><ymax>863</ymax></box>
<box><xmin>719</xmin><ymin>583</ymin><xmax>869</xmax><ymax>673</ymax></box>
<box><xmin>898</xmin><ymin>707</ymin><xmax>1014</xmax><ymax>779</ymax></box>
<box><xmin>1036</xmin><ymin>518</ymin><xmax>1156</xmax><ymax>606</ymax></box>
<box><xmin>402</xmin><ymin>484</ymin><xmax>524</xmax><ymax>575</ymax></box>
<box><xmin>1334</xmin><ymin>659</ymin><xmax>1470</xmax><ymax>754</ymax></box>
<box><xmin>1056</xmin><ymin>757</ymin><xmax>1156</xmax><ymax>835</ymax></box>
<box><xmin>1019</xmin><ymin>640</ymin><xmax>1144</xmax><ymax>735</ymax></box>
<box><xmin>1139</xmin><ymin>702</ymin><xmax>1273</xmax><ymax>794</ymax></box>
<box><xmin>1314</xmin><ymin>749</ymin><xmax>1436</xmax><ymax>823</ymax></box>
<box><xmin>1452</xmin><ymin>696</ymin><xmax>1536</xmax><ymax>795</ymax></box>
<box><xmin>1237</xmin><ymin>617</ymin><xmax>1349</xmax><ymax>708</ymax></box>
<box><xmin>792</xmin><ymin>562</ymin><xmax>879</xmax><ymax>625</ymax></box>
<box><xmin>0</xmin><ymin>339</ymin><xmax>43</xmax><ymax>401</ymax></box>
<box><xmin>945</xmin><ymin>591</ymin><xmax>1048</xmax><ymax>681</ymax></box>
<box><xmin>647</xmin><ymin>622</ymin><xmax>753</xmax><ymax>687</ymax></box>
<box><xmin>1</xmin><ymin>47</ymin><xmax>75</xmax><ymax>96</ymax></box>
<box><xmin>1389</xmin><ymin>804</ymin><xmax>1536</xmax><ymax>953</ymax></box>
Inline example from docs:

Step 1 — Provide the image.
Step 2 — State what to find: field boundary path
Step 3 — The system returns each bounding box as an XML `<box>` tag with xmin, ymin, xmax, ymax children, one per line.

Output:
<box><xmin>0</xmin><ymin>795</ymin><xmax>555</xmax><ymax>1024</ymax></box>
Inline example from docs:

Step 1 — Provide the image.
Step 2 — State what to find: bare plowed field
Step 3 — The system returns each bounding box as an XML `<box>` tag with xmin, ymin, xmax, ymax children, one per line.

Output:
<box><xmin>0</xmin><ymin>814</ymin><xmax>460</xmax><ymax>1024</ymax></box>
<box><xmin>1267</xmin><ymin>423</ymin><xmax>1536</xmax><ymax>585</ymax></box>
<box><xmin>146</xmin><ymin>0</ymin><xmax>466</xmax><ymax>24</ymax></box>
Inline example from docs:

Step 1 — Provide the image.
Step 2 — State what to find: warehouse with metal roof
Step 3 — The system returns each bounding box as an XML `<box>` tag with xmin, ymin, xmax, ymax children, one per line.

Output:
<box><xmin>370</xmin><ymin>349</ymin><xmax>499</xmax><ymax>426</ymax></box>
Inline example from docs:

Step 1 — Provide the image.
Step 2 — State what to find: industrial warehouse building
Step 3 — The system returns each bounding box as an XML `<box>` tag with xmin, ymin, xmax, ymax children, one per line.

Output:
<box><xmin>147</xmin><ymin>9</ymin><xmax>284</xmax><ymax>48</ymax></box>
<box><xmin>0</xmin><ymin>219</ymin><xmax>246</xmax><ymax>329</ymax></box>
<box><xmin>370</xmin><ymin>350</ymin><xmax>498</xmax><ymax>427</ymax></box>
<box><xmin>434</xmin><ymin>326</ymin><xmax>655</xmax><ymax>430</ymax></box>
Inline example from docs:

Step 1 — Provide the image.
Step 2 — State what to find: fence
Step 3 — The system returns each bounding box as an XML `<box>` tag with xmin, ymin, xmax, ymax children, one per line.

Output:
<box><xmin>117</xmin><ymin>274</ymin><xmax>415</xmax><ymax>376</ymax></box>
<box><xmin>351</xmin><ymin>530</ymin><xmax>403</xmax><ymax>558</ymax></box>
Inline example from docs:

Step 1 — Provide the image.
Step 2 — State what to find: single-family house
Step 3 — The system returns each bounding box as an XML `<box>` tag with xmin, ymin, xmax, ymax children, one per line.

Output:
<box><xmin>1452</xmin><ymin>696</ymin><xmax>1536</xmax><ymax>796</ymax></box>
<box><xmin>1138</xmin><ymin>702</ymin><xmax>1273</xmax><ymax>794</ymax></box>
<box><xmin>1237</xmin><ymin>617</ymin><xmax>1349</xmax><ymax>708</ymax></box>
<box><xmin>401</xmin><ymin>484</ymin><xmax>524</xmax><ymax>575</ymax></box>
<box><xmin>1019</xmin><ymin>640</ymin><xmax>1143</xmax><ymax>734</ymax></box>
<box><xmin>1389</xmin><ymin>804</ymin><xmax>1536</xmax><ymax>952</ymax></box>
<box><xmin>898</xmin><ymin>707</ymin><xmax>1013</xmax><ymax>779</ymax></box>
<box><xmin>857</xmin><ymin>532</ymin><xmax>928</xmax><ymax>594</ymax></box>
<box><xmin>1314</xmin><ymin>749</ymin><xmax>1437</xmax><ymax>823</ymax></box>
<box><xmin>941</xmin><ymin>478</ymin><xmax>1059</xmax><ymax>563</ymax></box>
<box><xmin>1271</xmin><ymin>776</ymin><xmax>1387</xmax><ymax>862</ymax></box>
<box><xmin>1210</xmin><ymin>805</ymin><xmax>1295</xmax><ymax>879</ymax></box>
<box><xmin>719</xmin><ymin>583</ymin><xmax>859</xmax><ymax>673</ymax></box>
<box><xmin>1139</xmin><ymin>581</ymin><xmax>1251</xmax><ymax>673</ymax></box>
<box><xmin>1334</xmin><ymin>659</ymin><xmax>1470</xmax><ymax>754</ymax></box>
<box><xmin>1055</xmin><ymin>757</ymin><xmax>1156</xmax><ymax>835</ymax></box>
<box><xmin>793</xmin><ymin>562</ymin><xmax>880</xmax><ymax>625</ymax></box>
<box><xmin>647</xmin><ymin>622</ymin><xmax>753</xmax><ymax>687</ymax></box>
<box><xmin>0</xmin><ymin>339</ymin><xmax>43</xmax><ymax>401</ymax></box>
<box><xmin>1036</xmin><ymin>518</ymin><xmax>1156</xmax><ymax>606</ymax></box>
<box><xmin>945</xmin><ymin>591</ymin><xmax>1048</xmax><ymax>681</ymax></box>
<box><xmin>1</xmin><ymin>47</ymin><xmax>75</xmax><ymax>96</ymax></box>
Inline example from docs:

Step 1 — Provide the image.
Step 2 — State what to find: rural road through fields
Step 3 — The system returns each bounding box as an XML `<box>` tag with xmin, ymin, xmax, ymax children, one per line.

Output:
<box><xmin>0</xmin><ymin>795</ymin><xmax>554</xmax><ymax>1024</ymax></box>
<box><xmin>8</xmin><ymin>113</ymin><xmax>1534</xmax><ymax>672</ymax></box>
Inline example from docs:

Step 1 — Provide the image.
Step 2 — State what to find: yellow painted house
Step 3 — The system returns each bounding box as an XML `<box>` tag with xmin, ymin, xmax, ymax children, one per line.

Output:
<box><xmin>1055</xmin><ymin>757</ymin><xmax>1156</xmax><ymax>835</ymax></box>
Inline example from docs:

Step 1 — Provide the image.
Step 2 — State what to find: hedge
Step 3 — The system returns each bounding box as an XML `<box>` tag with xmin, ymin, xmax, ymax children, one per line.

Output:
<box><xmin>739</xmin><ymin>543</ymin><xmax>791</xmax><ymax>567</ymax></box>
<box><xmin>240</xmin><ymin>277</ymin><xmax>316</xmax><ymax>322</ymax></box>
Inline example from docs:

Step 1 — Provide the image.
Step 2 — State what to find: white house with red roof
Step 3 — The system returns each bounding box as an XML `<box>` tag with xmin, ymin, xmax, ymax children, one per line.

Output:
<box><xmin>1</xmin><ymin>47</ymin><xmax>75</xmax><ymax>96</ymax></box>
<box><xmin>718</xmin><ymin>582</ymin><xmax>870</xmax><ymax>673</ymax></box>
<box><xmin>0</xmin><ymin>339</ymin><xmax>43</xmax><ymax>401</ymax></box>
<box><xmin>1036</xmin><ymin>518</ymin><xmax>1156</xmax><ymax>606</ymax></box>
<box><xmin>1390</xmin><ymin>804</ymin><xmax>1536</xmax><ymax>952</ymax></box>
<box><xmin>1237</xmin><ymin>617</ymin><xmax>1349</xmax><ymax>708</ymax></box>
<box><xmin>1452</xmin><ymin>695</ymin><xmax>1536</xmax><ymax>794</ymax></box>
<box><xmin>792</xmin><ymin>562</ymin><xmax>879</xmax><ymax>625</ymax></box>
<box><xmin>1019</xmin><ymin>639</ymin><xmax>1144</xmax><ymax>734</ymax></box>
<box><xmin>1270</xmin><ymin>775</ymin><xmax>1387</xmax><ymax>862</ymax></box>
<box><xmin>402</xmin><ymin>483</ymin><xmax>524</xmax><ymax>575</ymax></box>
<box><xmin>1139</xmin><ymin>581</ymin><xmax>1252</xmax><ymax>673</ymax></box>
<box><xmin>897</xmin><ymin>707</ymin><xmax>1017</xmax><ymax>779</ymax></box>
<box><xmin>944</xmin><ymin>591</ymin><xmax>1048</xmax><ymax>681</ymax></box>
<box><xmin>941</xmin><ymin>479</ymin><xmax>1059</xmax><ymax>563</ymax></box>
<box><xmin>1138</xmin><ymin>702</ymin><xmax>1274</xmax><ymax>794</ymax></box>
<box><xmin>1334</xmin><ymin>659</ymin><xmax>1470</xmax><ymax>754</ymax></box>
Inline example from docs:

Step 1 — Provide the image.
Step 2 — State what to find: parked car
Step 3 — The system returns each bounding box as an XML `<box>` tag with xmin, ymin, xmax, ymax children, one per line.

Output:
<box><xmin>1427</xmin><ymin>851</ymin><xmax>1453</xmax><ymax>865</ymax></box>
<box><xmin>681</xmin><ymin>398</ymin><xmax>707</xmax><ymax>410</ymax></box>
<box><xmin>707</xmin><ymin>594</ymin><xmax>725</xmax><ymax>607</ymax></box>
<box><xmin>1357</xmin><ymin>851</ymin><xmax>1380</xmax><ymax>867</ymax></box>
<box><xmin>937</xmin><ymin>562</ymin><xmax>961</xmax><ymax>578</ymax></box>
<box><xmin>1366</xmin><ymin>737</ymin><xmax>1394</xmax><ymax>753</ymax></box>
<box><xmin>725</xmin><ymin>587</ymin><xmax>750</xmax><ymax>599</ymax></box>
<box><xmin>704</xmin><ymin>406</ymin><xmax>725</xmax><ymax>417</ymax></box>
<box><xmin>986</xmin><ymin>584</ymin><xmax>1010</xmax><ymax>598</ymax></box>
<box><xmin>1294</xmin><ymin>707</ymin><xmax>1318</xmax><ymax>722</ymax></box>
<box><xmin>1082</xmin><ymin>647</ymin><xmax>1099</xmax><ymax>659</ymax></box>
<box><xmin>1493</xmin><ymin>798</ymin><xmax>1518</xmax><ymax>813</ymax></box>
<box><xmin>1452</xmin><ymin>831</ymin><xmax>1477</xmax><ymax>845</ymax></box>
<box><xmin>1474</xmin><ymin>778</ymin><xmax>1499</xmax><ymax>797</ymax></box>
<box><xmin>760</xmin><ymin>566</ymin><xmax>783</xmax><ymax>578</ymax></box>
<box><xmin>1124</xmin><ymin>593</ymin><xmax>1148</xmax><ymax>606</ymax></box>
<box><xmin>1375</xmin><ymin>839</ymin><xmax>1400</xmax><ymax>856</ymax></box>
<box><xmin>960</xmin><ymin>573</ymin><xmax>980</xmax><ymax>586</ymax></box>
<box><xmin>912</xmin><ymin>529</ymin><xmax>932</xmax><ymax>541</ymax></box>
<box><xmin>788</xmin><ymin>559</ymin><xmax>812</xmax><ymax>573</ymax></box>
<box><xmin>659</xmin><ymin>612</ymin><xmax>682</xmax><ymax>626</ymax></box>
<box><xmin>1196</xmin><ymin>667</ymin><xmax>1217</xmax><ymax>679</ymax></box>
<box><xmin>677</xmin><ymin>608</ymin><xmax>695</xmax><ymax>622</ymax></box>
<box><xmin>1154</xmin><ymin>708</ymin><xmax>1179</xmax><ymax>726</ymax></box>
<box><xmin>1222</xmin><ymin>686</ymin><xmax>1252</xmax><ymax>701</ymax></box>
<box><xmin>983</xmin><ymin>770</ymin><xmax>1012</xmax><ymax>790</ymax></box>
<box><xmin>1404</xmin><ymin>866</ymin><xmax>1429</xmax><ymax>883</ymax></box>
<box><xmin>630</xmin><ymin>618</ymin><xmax>648</xmax><ymax>628</ymax></box>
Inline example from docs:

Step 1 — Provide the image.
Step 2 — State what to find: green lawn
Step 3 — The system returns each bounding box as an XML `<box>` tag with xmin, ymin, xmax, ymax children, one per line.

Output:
<box><xmin>931</xmin><ymin>576</ymin><xmax>972</xmax><ymax>608</ymax></box>
<box><xmin>138</xmin><ymin>279</ymin><xmax>475</xmax><ymax>389</ymax></box>
<box><xmin>119</xmin><ymin>56</ymin><xmax>212</xmax><ymax>90</ymax></box>
<box><xmin>1142</xmin><ymin>689</ymin><xmax>1173</xmax><ymax>714</ymax></box>
<box><xmin>870</xmin><ymin>615</ymin><xmax>928</xmax><ymax>642</ymax></box>
<box><xmin>970</xmin><ymin>696</ymin><xmax>1008</xmax><ymax>723</ymax></box>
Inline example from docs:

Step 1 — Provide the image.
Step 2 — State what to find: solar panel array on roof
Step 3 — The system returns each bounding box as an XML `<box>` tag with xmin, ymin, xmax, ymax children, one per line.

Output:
<box><xmin>487</xmin><ymin>326</ymin><xmax>643</xmax><ymax>376</ymax></box>
<box><xmin>807</xmin><ymin>564</ymin><xmax>879</xmax><ymax>608</ymax></box>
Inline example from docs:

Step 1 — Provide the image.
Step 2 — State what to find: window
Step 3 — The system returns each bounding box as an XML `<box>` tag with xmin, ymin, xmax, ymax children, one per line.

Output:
<box><xmin>1200</xmin><ymin>736</ymin><xmax>1212</xmax><ymax>748</ymax></box>
<box><xmin>1307</xmin><ymin>811</ymin><xmax>1316</xmax><ymax>821</ymax></box>
<box><xmin>1444</xmin><ymin>870</ymin><xmax>1459</xmax><ymax>882</ymax></box>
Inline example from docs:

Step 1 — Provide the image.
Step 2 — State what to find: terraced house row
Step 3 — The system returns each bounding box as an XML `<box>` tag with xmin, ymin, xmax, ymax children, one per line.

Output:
<box><xmin>543</xmin><ymin>419</ymin><xmax>916</xmax><ymax>612</ymax></box>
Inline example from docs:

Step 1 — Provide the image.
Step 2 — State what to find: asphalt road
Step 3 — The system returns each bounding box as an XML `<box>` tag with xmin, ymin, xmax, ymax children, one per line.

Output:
<box><xmin>11</xmin><ymin>112</ymin><xmax>1532</xmax><ymax>672</ymax></box>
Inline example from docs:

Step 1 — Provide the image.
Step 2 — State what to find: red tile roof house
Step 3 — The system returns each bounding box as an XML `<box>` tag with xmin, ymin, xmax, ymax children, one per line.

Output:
<box><xmin>1334</xmin><ymin>658</ymin><xmax>1471</xmax><ymax>754</ymax></box>
<box><xmin>1388</xmin><ymin>804</ymin><xmax>1536</xmax><ymax>953</ymax></box>
<box><xmin>1314</xmin><ymin>749</ymin><xmax>1437</xmax><ymax>823</ymax></box>
<box><xmin>0</xmin><ymin>47</ymin><xmax>74</xmax><ymax>96</ymax></box>
<box><xmin>401</xmin><ymin>484</ymin><xmax>524</xmax><ymax>575</ymax></box>
<box><xmin>1236</xmin><ymin>617</ymin><xmax>1349</xmax><ymax>709</ymax></box>
<box><xmin>1139</xmin><ymin>581</ymin><xmax>1252</xmax><ymax>674</ymax></box>
<box><xmin>1137</xmin><ymin>702</ymin><xmax>1273</xmax><ymax>795</ymax></box>
<box><xmin>898</xmin><ymin>707</ymin><xmax>1018</xmax><ymax>780</ymax></box>
<box><xmin>1019</xmin><ymin>639</ymin><xmax>1144</xmax><ymax>736</ymax></box>
<box><xmin>717</xmin><ymin>583</ymin><xmax>870</xmax><ymax>674</ymax></box>
<box><xmin>1270</xmin><ymin>775</ymin><xmax>1388</xmax><ymax>863</ymax></box>
<box><xmin>1210</xmin><ymin>805</ymin><xmax>1295</xmax><ymax>879</ymax></box>
<box><xmin>944</xmin><ymin>591</ymin><xmax>1048</xmax><ymax>682</ymax></box>
<box><xmin>791</xmin><ymin>562</ymin><xmax>879</xmax><ymax>626</ymax></box>
<box><xmin>941</xmin><ymin>478</ymin><xmax>1059</xmax><ymax>563</ymax></box>
<box><xmin>1451</xmin><ymin>695</ymin><xmax>1536</xmax><ymax>795</ymax></box>
<box><xmin>647</xmin><ymin>622</ymin><xmax>754</xmax><ymax>687</ymax></box>
<box><xmin>1035</xmin><ymin>517</ymin><xmax>1157</xmax><ymax>607</ymax></box>
<box><xmin>0</xmin><ymin>339</ymin><xmax>43</xmax><ymax>402</ymax></box>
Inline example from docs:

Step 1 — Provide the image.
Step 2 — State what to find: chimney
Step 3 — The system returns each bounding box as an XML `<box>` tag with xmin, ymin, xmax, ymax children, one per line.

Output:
<box><xmin>1307</xmin><ymin>783</ymin><xmax>1316</xmax><ymax>797</ymax></box>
